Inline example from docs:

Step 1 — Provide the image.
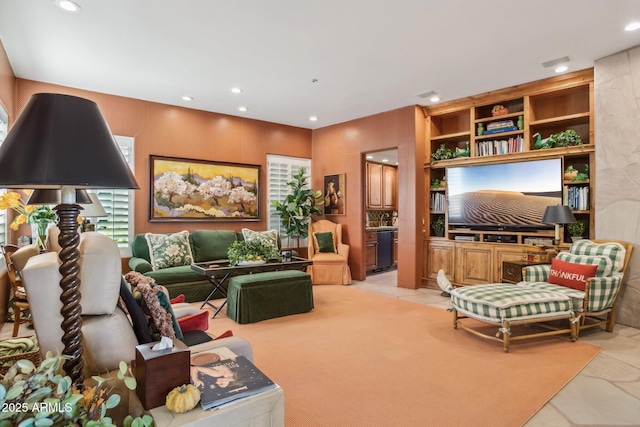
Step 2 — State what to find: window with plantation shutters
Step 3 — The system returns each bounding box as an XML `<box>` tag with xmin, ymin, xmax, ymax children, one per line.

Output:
<box><xmin>93</xmin><ymin>136</ymin><xmax>135</xmax><ymax>255</ymax></box>
<box><xmin>266</xmin><ymin>155</ymin><xmax>311</xmax><ymax>249</ymax></box>
<box><xmin>0</xmin><ymin>104</ymin><xmax>8</xmax><ymax>246</ymax></box>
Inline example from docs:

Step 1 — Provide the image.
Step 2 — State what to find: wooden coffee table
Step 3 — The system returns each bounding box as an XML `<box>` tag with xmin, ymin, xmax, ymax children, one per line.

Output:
<box><xmin>191</xmin><ymin>257</ymin><xmax>312</xmax><ymax>318</ymax></box>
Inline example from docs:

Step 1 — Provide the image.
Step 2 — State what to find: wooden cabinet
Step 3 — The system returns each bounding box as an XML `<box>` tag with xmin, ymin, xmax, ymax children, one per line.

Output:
<box><xmin>382</xmin><ymin>165</ymin><xmax>397</xmax><ymax>209</ymax></box>
<box><xmin>424</xmin><ymin>240</ymin><xmax>455</xmax><ymax>284</ymax></box>
<box><xmin>366</xmin><ymin>162</ymin><xmax>397</xmax><ymax>210</ymax></box>
<box><xmin>423</xmin><ymin>239</ymin><xmax>544</xmax><ymax>289</ymax></box>
<box><xmin>365</xmin><ymin>231</ymin><xmax>378</xmax><ymax>272</ymax></box>
<box><xmin>366</xmin><ymin>162</ymin><xmax>383</xmax><ymax>208</ymax></box>
<box><xmin>455</xmin><ymin>243</ymin><xmax>493</xmax><ymax>285</ymax></box>
<box><xmin>422</xmin><ymin>69</ymin><xmax>596</xmax><ymax>287</ymax></box>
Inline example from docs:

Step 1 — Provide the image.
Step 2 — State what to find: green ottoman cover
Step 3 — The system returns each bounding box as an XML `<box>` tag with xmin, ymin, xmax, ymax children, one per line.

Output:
<box><xmin>227</xmin><ymin>270</ymin><xmax>313</xmax><ymax>324</ymax></box>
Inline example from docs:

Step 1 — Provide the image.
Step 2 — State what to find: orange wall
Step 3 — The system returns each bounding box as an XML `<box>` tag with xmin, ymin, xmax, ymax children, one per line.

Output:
<box><xmin>15</xmin><ymin>79</ymin><xmax>312</xmax><ymax>236</ymax></box>
<box><xmin>311</xmin><ymin>106</ymin><xmax>425</xmax><ymax>287</ymax></box>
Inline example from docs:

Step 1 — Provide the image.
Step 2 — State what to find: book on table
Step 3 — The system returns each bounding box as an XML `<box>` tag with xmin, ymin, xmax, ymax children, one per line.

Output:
<box><xmin>191</xmin><ymin>353</ymin><xmax>276</xmax><ymax>410</ymax></box>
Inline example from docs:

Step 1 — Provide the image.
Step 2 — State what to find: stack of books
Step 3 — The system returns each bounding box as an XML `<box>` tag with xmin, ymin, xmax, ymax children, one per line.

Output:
<box><xmin>191</xmin><ymin>347</ymin><xmax>277</xmax><ymax>410</ymax></box>
<box><xmin>483</xmin><ymin>120</ymin><xmax>518</xmax><ymax>135</ymax></box>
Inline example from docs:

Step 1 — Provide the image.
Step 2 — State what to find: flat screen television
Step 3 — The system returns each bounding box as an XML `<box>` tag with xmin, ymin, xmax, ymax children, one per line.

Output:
<box><xmin>446</xmin><ymin>158</ymin><xmax>562</xmax><ymax>231</ymax></box>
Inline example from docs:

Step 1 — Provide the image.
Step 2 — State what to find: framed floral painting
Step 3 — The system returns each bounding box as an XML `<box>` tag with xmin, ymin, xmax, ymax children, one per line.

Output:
<box><xmin>149</xmin><ymin>155</ymin><xmax>261</xmax><ymax>221</ymax></box>
<box><xmin>323</xmin><ymin>173</ymin><xmax>346</xmax><ymax>215</ymax></box>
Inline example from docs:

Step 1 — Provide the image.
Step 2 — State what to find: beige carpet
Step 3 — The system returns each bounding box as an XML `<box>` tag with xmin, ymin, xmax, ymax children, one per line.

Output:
<box><xmin>205</xmin><ymin>285</ymin><xmax>601</xmax><ymax>427</ymax></box>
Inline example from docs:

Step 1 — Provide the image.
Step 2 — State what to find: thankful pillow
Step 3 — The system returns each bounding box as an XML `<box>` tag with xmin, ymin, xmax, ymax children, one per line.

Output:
<box><xmin>242</xmin><ymin>229</ymin><xmax>279</xmax><ymax>250</ymax></box>
<box><xmin>314</xmin><ymin>231</ymin><xmax>336</xmax><ymax>253</ymax></box>
<box><xmin>548</xmin><ymin>258</ymin><xmax>598</xmax><ymax>291</ymax></box>
<box><xmin>145</xmin><ymin>231</ymin><xmax>194</xmax><ymax>271</ymax></box>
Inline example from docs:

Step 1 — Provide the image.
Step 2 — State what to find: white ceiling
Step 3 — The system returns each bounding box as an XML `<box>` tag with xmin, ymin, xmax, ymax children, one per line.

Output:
<box><xmin>1</xmin><ymin>1</ymin><xmax>639</xmax><ymax>130</ymax></box>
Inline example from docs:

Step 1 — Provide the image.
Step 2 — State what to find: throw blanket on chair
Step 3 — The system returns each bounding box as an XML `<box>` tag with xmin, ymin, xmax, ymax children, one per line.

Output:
<box><xmin>123</xmin><ymin>271</ymin><xmax>178</xmax><ymax>340</ymax></box>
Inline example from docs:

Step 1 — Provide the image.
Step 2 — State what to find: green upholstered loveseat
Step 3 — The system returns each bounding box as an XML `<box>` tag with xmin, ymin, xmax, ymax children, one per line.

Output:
<box><xmin>129</xmin><ymin>230</ymin><xmax>264</xmax><ymax>303</ymax></box>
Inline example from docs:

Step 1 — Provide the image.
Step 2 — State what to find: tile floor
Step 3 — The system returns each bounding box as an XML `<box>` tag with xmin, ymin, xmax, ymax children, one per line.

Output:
<box><xmin>5</xmin><ymin>271</ymin><xmax>640</xmax><ymax>425</ymax></box>
<box><xmin>352</xmin><ymin>271</ymin><xmax>640</xmax><ymax>426</ymax></box>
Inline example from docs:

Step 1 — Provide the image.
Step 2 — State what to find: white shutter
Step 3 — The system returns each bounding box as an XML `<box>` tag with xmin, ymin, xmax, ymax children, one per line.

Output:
<box><xmin>266</xmin><ymin>155</ymin><xmax>311</xmax><ymax>249</ymax></box>
<box><xmin>94</xmin><ymin>136</ymin><xmax>135</xmax><ymax>254</ymax></box>
<box><xmin>0</xmin><ymin>105</ymin><xmax>8</xmax><ymax>245</ymax></box>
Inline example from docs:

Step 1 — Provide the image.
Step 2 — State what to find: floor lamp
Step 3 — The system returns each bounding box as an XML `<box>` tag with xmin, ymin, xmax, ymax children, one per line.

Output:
<box><xmin>0</xmin><ymin>93</ymin><xmax>138</xmax><ymax>385</ymax></box>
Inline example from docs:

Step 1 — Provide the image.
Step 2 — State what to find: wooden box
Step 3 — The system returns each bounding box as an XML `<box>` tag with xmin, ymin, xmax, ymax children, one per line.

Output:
<box><xmin>134</xmin><ymin>339</ymin><xmax>191</xmax><ymax>410</ymax></box>
<box><xmin>522</xmin><ymin>249</ymin><xmax>548</xmax><ymax>264</ymax></box>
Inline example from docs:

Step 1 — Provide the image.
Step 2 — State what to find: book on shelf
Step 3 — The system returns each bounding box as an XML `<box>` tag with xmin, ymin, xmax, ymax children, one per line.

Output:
<box><xmin>191</xmin><ymin>354</ymin><xmax>277</xmax><ymax>410</ymax></box>
<box><xmin>475</xmin><ymin>136</ymin><xmax>523</xmax><ymax>156</ymax></box>
<box><xmin>482</xmin><ymin>126</ymin><xmax>518</xmax><ymax>135</ymax></box>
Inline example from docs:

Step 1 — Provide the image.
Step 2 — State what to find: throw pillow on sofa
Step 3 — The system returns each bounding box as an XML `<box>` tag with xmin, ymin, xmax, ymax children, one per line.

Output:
<box><xmin>242</xmin><ymin>228</ymin><xmax>279</xmax><ymax>250</ymax></box>
<box><xmin>145</xmin><ymin>230</ymin><xmax>194</xmax><ymax>270</ymax></box>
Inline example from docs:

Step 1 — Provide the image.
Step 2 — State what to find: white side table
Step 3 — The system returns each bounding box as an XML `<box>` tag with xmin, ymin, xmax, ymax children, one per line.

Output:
<box><xmin>150</xmin><ymin>385</ymin><xmax>284</xmax><ymax>427</ymax></box>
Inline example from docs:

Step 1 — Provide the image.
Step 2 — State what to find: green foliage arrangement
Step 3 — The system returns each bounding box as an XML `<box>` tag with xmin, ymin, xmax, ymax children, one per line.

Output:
<box><xmin>0</xmin><ymin>353</ymin><xmax>153</xmax><ymax>427</ymax></box>
<box><xmin>271</xmin><ymin>167</ymin><xmax>323</xmax><ymax>243</ymax></box>
<box><xmin>227</xmin><ymin>239</ymin><xmax>280</xmax><ymax>266</ymax></box>
<box><xmin>567</xmin><ymin>221</ymin><xmax>587</xmax><ymax>237</ymax></box>
<box><xmin>430</xmin><ymin>144</ymin><xmax>454</xmax><ymax>163</ymax></box>
<box><xmin>431</xmin><ymin>216</ymin><xmax>446</xmax><ymax>231</ymax></box>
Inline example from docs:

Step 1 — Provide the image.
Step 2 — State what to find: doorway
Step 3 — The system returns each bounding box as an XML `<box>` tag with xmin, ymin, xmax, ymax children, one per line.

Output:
<box><xmin>364</xmin><ymin>148</ymin><xmax>399</xmax><ymax>279</ymax></box>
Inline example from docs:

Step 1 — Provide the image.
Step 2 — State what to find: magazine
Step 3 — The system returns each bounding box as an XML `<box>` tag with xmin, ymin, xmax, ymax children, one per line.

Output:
<box><xmin>190</xmin><ymin>355</ymin><xmax>276</xmax><ymax>410</ymax></box>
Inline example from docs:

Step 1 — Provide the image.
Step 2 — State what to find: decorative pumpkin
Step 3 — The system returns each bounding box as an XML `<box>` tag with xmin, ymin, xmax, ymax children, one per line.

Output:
<box><xmin>166</xmin><ymin>384</ymin><xmax>201</xmax><ymax>413</ymax></box>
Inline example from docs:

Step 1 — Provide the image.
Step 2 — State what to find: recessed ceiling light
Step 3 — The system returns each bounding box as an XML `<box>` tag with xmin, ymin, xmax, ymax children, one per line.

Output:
<box><xmin>231</xmin><ymin>87</ymin><xmax>242</xmax><ymax>94</ymax></box>
<box><xmin>309</xmin><ymin>116</ymin><xmax>318</xmax><ymax>122</ymax></box>
<box><xmin>381</xmin><ymin>158</ymin><xmax>389</xmax><ymax>163</ymax></box>
<box><xmin>555</xmin><ymin>65</ymin><xmax>569</xmax><ymax>73</ymax></box>
<box><xmin>625</xmin><ymin>22</ymin><xmax>640</xmax><ymax>31</ymax></box>
<box><xmin>182</xmin><ymin>96</ymin><xmax>193</xmax><ymax>101</ymax></box>
<box><xmin>430</xmin><ymin>95</ymin><xmax>441</xmax><ymax>103</ymax></box>
<box><xmin>56</xmin><ymin>0</ymin><xmax>81</xmax><ymax>12</ymax></box>
<box><xmin>366</xmin><ymin>155</ymin><xmax>374</xmax><ymax>160</ymax></box>
<box><xmin>238</xmin><ymin>106</ymin><xmax>248</xmax><ymax>112</ymax></box>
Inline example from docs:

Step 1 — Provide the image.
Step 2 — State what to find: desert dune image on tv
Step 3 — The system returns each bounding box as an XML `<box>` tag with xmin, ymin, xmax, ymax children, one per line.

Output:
<box><xmin>447</xmin><ymin>159</ymin><xmax>562</xmax><ymax>229</ymax></box>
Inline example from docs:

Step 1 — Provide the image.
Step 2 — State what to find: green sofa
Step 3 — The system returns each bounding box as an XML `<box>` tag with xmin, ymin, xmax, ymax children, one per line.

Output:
<box><xmin>128</xmin><ymin>230</ymin><xmax>244</xmax><ymax>302</ymax></box>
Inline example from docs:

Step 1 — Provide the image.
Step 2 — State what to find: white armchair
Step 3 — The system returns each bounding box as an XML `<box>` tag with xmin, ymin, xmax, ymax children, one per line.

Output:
<box><xmin>22</xmin><ymin>232</ymin><xmax>252</xmax><ymax>378</ymax></box>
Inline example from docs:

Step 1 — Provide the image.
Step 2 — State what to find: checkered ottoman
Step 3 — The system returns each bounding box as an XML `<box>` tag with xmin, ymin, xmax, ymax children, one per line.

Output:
<box><xmin>449</xmin><ymin>283</ymin><xmax>578</xmax><ymax>352</ymax></box>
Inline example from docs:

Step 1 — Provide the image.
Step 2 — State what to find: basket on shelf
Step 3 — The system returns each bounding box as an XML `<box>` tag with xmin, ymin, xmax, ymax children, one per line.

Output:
<box><xmin>0</xmin><ymin>335</ymin><xmax>40</xmax><ymax>375</ymax></box>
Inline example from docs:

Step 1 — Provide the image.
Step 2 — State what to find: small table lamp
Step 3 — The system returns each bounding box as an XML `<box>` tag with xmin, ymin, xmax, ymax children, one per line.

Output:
<box><xmin>542</xmin><ymin>205</ymin><xmax>576</xmax><ymax>245</ymax></box>
<box><xmin>80</xmin><ymin>193</ymin><xmax>108</xmax><ymax>231</ymax></box>
<box><xmin>0</xmin><ymin>93</ymin><xmax>138</xmax><ymax>385</ymax></box>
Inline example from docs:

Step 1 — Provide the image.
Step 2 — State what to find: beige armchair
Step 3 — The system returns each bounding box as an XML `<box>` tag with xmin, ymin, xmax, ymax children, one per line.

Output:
<box><xmin>307</xmin><ymin>219</ymin><xmax>351</xmax><ymax>285</ymax></box>
<box><xmin>21</xmin><ymin>232</ymin><xmax>253</xmax><ymax>378</ymax></box>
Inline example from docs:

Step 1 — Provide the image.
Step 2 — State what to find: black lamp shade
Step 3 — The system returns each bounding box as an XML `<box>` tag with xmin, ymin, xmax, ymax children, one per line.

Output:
<box><xmin>0</xmin><ymin>93</ymin><xmax>138</xmax><ymax>190</ymax></box>
<box><xmin>542</xmin><ymin>205</ymin><xmax>576</xmax><ymax>225</ymax></box>
<box><xmin>27</xmin><ymin>189</ymin><xmax>92</xmax><ymax>204</ymax></box>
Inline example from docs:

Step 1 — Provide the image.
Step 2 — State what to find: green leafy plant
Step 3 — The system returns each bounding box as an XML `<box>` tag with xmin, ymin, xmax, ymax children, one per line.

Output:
<box><xmin>431</xmin><ymin>216</ymin><xmax>446</xmax><ymax>231</ymax></box>
<box><xmin>548</xmin><ymin>129</ymin><xmax>583</xmax><ymax>148</ymax></box>
<box><xmin>271</xmin><ymin>167</ymin><xmax>323</xmax><ymax>247</ymax></box>
<box><xmin>430</xmin><ymin>144</ymin><xmax>454</xmax><ymax>163</ymax></box>
<box><xmin>227</xmin><ymin>239</ymin><xmax>280</xmax><ymax>266</ymax></box>
<box><xmin>430</xmin><ymin>178</ymin><xmax>441</xmax><ymax>188</ymax></box>
<box><xmin>0</xmin><ymin>353</ymin><xmax>154</xmax><ymax>427</ymax></box>
<box><xmin>567</xmin><ymin>221</ymin><xmax>587</xmax><ymax>237</ymax></box>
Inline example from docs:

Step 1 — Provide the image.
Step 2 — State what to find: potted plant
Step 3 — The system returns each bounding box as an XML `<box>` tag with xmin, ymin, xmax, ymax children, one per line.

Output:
<box><xmin>430</xmin><ymin>144</ymin><xmax>454</xmax><ymax>164</ymax></box>
<box><xmin>567</xmin><ymin>221</ymin><xmax>587</xmax><ymax>242</ymax></box>
<box><xmin>0</xmin><ymin>354</ymin><xmax>153</xmax><ymax>427</ymax></box>
<box><xmin>227</xmin><ymin>239</ymin><xmax>281</xmax><ymax>266</ymax></box>
<box><xmin>431</xmin><ymin>216</ymin><xmax>446</xmax><ymax>237</ymax></box>
<box><xmin>271</xmin><ymin>167</ymin><xmax>324</xmax><ymax>251</ymax></box>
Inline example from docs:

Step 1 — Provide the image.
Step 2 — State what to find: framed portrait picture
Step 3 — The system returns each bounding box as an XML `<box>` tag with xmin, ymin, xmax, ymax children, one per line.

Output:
<box><xmin>149</xmin><ymin>155</ymin><xmax>261</xmax><ymax>221</ymax></box>
<box><xmin>323</xmin><ymin>173</ymin><xmax>346</xmax><ymax>215</ymax></box>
